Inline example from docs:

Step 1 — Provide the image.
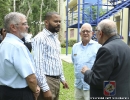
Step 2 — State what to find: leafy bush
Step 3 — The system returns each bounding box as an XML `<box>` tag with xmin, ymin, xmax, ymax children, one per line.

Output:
<box><xmin>61</xmin><ymin>43</ymin><xmax>66</xmax><ymax>48</ymax></box>
<box><xmin>68</xmin><ymin>39</ymin><xmax>77</xmax><ymax>47</ymax></box>
<box><xmin>62</xmin><ymin>40</ymin><xmax>77</xmax><ymax>47</ymax></box>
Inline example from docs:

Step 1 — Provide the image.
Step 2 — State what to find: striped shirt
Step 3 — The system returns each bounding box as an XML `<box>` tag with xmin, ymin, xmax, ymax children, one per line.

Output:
<box><xmin>32</xmin><ymin>28</ymin><xmax>65</xmax><ymax>92</ymax></box>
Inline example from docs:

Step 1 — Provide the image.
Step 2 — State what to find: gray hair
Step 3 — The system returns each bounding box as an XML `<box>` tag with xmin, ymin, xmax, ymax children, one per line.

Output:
<box><xmin>4</xmin><ymin>12</ymin><xmax>26</xmax><ymax>33</ymax></box>
<box><xmin>81</xmin><ymin>23</ymin><xmax>93</xmax><ymax>31</ymax></box>
<box><xmin>97</xmin><ymin>19</ymin><xmax>117</xmax><ymax>36</ymax></box>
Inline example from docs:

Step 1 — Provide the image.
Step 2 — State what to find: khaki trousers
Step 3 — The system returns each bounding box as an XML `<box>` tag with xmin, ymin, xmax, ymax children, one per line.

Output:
<box><xmin>38</xmin><ymin>76</ymin><xmax>60</xmax><ymax>100</ymax></box>
<box><xmin>75</xmin><ymin>88</ymin><xmax>90</xmax><ymax>100</ymax></box>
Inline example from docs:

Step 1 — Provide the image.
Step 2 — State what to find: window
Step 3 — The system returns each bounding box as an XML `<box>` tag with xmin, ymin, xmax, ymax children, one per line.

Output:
<box><xmin>70</xmin><ymin>29</ymin><xmax>74</xmax><ymax>38</ymax></box>
<box><xmin>64</xmin><ymin>31</ymin><xmax>66</xmax><ymax>38</ymax></box>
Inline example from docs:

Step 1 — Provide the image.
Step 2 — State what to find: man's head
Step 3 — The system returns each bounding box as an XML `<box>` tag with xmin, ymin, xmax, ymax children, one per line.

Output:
<box><xmin>0</xmin><ymin>28</ymin><xmax>6</xmax><ymax>40</ymax></box>
<box><xmin>44</xmin><ymin>12</ymin><xmax>61</xmax><ymax>33</ymax></box>
<box><xmin>80</xmin><ymin>23</ymin><xmax>93</xmax><ymax>45</ymax></box>
<box><xmin>4</xmin><ymin>12</ymin><xmax>29</xmax><ymax>39</ymax></box>
<box><xmin>95</xmin><ymin>19</ymin><xmax>117</xmax><ymax>44</ymax></box>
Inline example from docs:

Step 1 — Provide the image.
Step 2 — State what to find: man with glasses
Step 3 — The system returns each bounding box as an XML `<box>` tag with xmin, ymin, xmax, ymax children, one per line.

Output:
<box><xmin>0</xmin><ymin>12</ymin><xmax>40</xmax><ymax>100</ymax></box>
<box><xmin>81</xmin><ymin>19</ymin><xmax>130</xmax><ymax>98</ymax></box>
<box><xmin>71</xmin><ymin>23</ymin><xmax>101</xmax><ymax>100</ymax></box>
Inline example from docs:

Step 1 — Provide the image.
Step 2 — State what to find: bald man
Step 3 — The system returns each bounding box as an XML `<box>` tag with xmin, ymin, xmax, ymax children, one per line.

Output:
<box><xmin>81</xmin><ymin>19</ymin><xmax>130</xmax><ymax>98</ymax></box>
<box><xmin>71</xmin><ymin>23</ymin><xmax>101</xmax><ymax>100</ymax></box>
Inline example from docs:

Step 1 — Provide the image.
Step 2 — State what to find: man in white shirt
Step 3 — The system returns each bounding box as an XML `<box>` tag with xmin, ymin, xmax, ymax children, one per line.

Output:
<box><xmin>32</xmin><ymin>12</ymin><xmax>69</xmax><ymax>100</ymax></box>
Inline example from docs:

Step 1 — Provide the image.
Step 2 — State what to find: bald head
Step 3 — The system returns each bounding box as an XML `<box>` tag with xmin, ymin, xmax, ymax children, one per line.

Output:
<box><xmin>97</xmin><ymin>19</ymin><xmax>117</xmax><ymax>36</ymax></box>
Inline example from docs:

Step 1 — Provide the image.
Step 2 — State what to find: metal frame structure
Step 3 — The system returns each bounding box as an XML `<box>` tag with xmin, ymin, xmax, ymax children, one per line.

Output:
<box><xmin>66</xmin><ymin>0</ymin><xmax>130</xmax><ymax>55</ymax></box>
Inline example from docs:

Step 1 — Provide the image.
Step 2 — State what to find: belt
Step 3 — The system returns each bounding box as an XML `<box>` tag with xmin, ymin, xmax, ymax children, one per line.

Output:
<box><xmin>46</xmin><ymin>75</ymin><xmax>60</xmax><ymax>79</ymax></box>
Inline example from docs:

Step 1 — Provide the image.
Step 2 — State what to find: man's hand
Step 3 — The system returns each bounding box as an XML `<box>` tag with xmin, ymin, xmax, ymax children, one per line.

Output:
<box><xmin>43</xmin><ymin>90</ymin><xmax>52</xmax><ymax>100</ymax></box>
<box><xmin>61</xmin><ymin>81</ymin><xmax>69</xmax><ymax>89</ymax></box>
<box><xmin>33</xmin><ymin>85</ymin><xmax>40</xmax><ymax>100</ymax></box>
<box><xmin>81</xmin><ymin>66</ymin><xmax>89</xmax><ymax>74</ymax></box>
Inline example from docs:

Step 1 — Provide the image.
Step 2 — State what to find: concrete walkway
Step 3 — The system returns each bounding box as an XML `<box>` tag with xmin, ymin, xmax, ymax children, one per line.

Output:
<box><xmin>60</xmin><ymin>54</ymin><xmax>72</xmax><ymax>63</ymax></box>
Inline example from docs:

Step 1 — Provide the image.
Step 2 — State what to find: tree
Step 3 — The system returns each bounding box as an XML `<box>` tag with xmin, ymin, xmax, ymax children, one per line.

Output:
<box><xmin>0</xmin><ymin>0</ymin><xmax>58</xmax><ymax>36</ymax></box>
<box><xmin>0</xmin><ymin>0</ymin><xmax>11</xmax><ymax>27</ymax></box>
<box><xmin>83</xmin><ymin>5</ymin><xmax>107</xmax><ymax>23</ymax></box>
<box><xmin>58</xmin><ymin>0</ymin><xmax>64</xmax><ymax>43</ymax></box>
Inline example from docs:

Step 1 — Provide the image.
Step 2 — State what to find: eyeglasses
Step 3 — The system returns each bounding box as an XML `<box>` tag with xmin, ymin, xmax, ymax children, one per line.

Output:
<box><xmin>82</xmin><ymin>30</ymin><xmax>92</xmax><ymax>33</ymax></box>
<box><xmin>15</xmin><ymin>22</ymin><xmax>28</xmax><ymax>26</ymax></box>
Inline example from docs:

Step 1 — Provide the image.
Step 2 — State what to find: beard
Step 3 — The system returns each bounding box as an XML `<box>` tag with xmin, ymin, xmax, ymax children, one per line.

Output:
<box><xmin>48</xmin><ymin>23</ymin><xmax>60</xmax><ymax>33</ymax></box>
<box><xmin>20</xmin><ymin>32</ymin><xmax>28</xmax><ymax>38</ymax></box>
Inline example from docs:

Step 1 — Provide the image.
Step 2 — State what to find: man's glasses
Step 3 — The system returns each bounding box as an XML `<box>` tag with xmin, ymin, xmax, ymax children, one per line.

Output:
<box><xmin>21</xmin><ymin>22</ymin><xmax>28</xmax><ymax>26</ymax></box>
<box><xmin>82</xmin><ymin>30</ymin><xmax>92</xmax><ymax>33</ymax></box>
<box><xmin>15</xmin><ymin>22</ymin><xmax>28</xmax><ymax>26</ymax></box>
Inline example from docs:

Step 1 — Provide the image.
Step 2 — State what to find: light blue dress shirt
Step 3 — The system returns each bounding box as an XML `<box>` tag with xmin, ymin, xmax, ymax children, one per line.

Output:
<box><xmin>0</xmin><ymin>33</ymin><xmax>35</xmax><ymax>88</ymax></box>
<box><xmin>71</xmin><ymin>40</ymin><xmax>101</xmax><ymax>90</ymax></box>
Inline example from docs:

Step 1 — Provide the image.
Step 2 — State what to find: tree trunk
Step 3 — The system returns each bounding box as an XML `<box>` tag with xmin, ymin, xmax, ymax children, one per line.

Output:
<box><xmin>39</xmin><ymin>0</ymin><xmax>44</xmax><ymax>32</ymax></box>
<box><xmin>26</xmin><ymin>1</ymin><xmax>32</xmax><ymax>19</ymax></box>
<box><xmin>59</xmin><ymin>0</ymin><xmax>64</xmax><ymax>43</ymax></box>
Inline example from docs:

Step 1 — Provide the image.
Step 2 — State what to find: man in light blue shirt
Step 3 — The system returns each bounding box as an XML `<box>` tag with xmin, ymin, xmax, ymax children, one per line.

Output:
<box><xmin>71</xmin><ymin>23</ymin><xmax>101</xmax><ymax>100</ymax></box>
<box><xmin>0</xmin><ymin>12</ymin><xmax>39</xmax><ymax>100</ymax></box>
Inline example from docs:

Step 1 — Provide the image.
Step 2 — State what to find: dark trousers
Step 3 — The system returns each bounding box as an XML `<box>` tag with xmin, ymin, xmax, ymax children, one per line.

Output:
<box><xmin>0</xmin><ymin>85</ymin><xmax>35</xmax><ymax>100</ymax></box>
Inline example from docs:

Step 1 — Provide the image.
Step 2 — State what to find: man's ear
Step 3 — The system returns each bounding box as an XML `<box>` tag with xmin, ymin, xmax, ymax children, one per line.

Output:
<box><xmin>99</xmin><ymin>30</ymin><xmax>103</xmax><ymax>38</ymax></box>
<box><xmin>10</xmin><ymin>24</ymin><xmax>17</xmax><ymax>32</ymax></box>
<box><xmin>44</xmin><ymin>20</ymin><xmax>48</xmax><ymax>26</ymax></box>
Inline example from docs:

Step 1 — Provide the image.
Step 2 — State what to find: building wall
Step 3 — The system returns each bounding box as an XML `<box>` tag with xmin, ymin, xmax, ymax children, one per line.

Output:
<box><xmin>110</xmin><ymin>8</ymin><xmax>129</xmax><ymax>44</ymax></box>
<box><xmin>61</xmin><ymin>0</ymin><xmax>129</xmax><ymax>44</ymax></box>
<box><xmin>62</xmin><ymin>0</ymin><xmax>79</xmax><ymax>42</ymax></box>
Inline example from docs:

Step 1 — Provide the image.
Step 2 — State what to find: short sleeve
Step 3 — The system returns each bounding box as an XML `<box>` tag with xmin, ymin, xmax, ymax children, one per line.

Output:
<box><xmin>13</xmin><ymin>45</ymin><xmax>35</xmax><ymax>78</ymax></box>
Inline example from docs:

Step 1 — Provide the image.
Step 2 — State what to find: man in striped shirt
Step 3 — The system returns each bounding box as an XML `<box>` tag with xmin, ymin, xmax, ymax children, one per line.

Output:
<box><xmin>32</xmin><ymin>12</ymin><xmax>69</xmax><ymax>100</ymax></box>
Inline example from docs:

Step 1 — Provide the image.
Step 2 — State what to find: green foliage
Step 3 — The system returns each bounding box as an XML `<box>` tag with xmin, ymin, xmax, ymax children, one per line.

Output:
<box><xmin>0</xmin><ymin>0</ymin><xmax>58</xmax><ymax>35</ymax></box>
<box><xmin>59</xmin><ymin>61</ymin><xmax>74</xmax><ymax>100</ymax></box>
<box><xmin>83</xmin><ymin>5</ymin><xmax>107</xmax><ymax>22</ymax></box>
<box><xmin>61</xmin><ymin>39</ymin><xmax>76</xmax><ymax>48</ymax></box>
<box><xmin>0</xmin><ymin>0</ymin><xmax>10</xmax><ymax>27</ymax></box>
<box><xmin>61</xmin><ymin>42</ymin><xmax>66</xmax><ymax>48</ymax></box>
<box><xmin>68</xmin><ymin>39</ymin><xmax>76</xmax><ymax>47</ymax></box>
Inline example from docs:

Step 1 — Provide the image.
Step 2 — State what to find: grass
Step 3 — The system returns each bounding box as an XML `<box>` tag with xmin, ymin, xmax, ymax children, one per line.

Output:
<box><xmin>61</xmin><ymin>47</ymin><xmax>72</xmax><ymax>54</ymax></box>
<box><xmin>59</xmin><ymin>61</ymin><xmax>74</xmax><ymax>100</ymax></box>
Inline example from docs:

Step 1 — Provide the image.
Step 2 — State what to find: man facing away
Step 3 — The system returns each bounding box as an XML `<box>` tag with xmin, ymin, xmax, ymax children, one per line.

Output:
<box><xmin>32</xmin><ymin>12</ymin><xmax>69</xmax><ymax>100</ymax></box>
<box><xmin>71</xmin><ymin>23</ymin><xmax>101</xmax><ymax>100</ymax></box>
<box><xmin>81</xmin><ymin>19</ymin><xmax>130</xmax><ymax>99</ymax></box>
<box><xmin>0</xmin><ymin>12</ymin><xmax>40</xmax><ymax>100</ymax></box>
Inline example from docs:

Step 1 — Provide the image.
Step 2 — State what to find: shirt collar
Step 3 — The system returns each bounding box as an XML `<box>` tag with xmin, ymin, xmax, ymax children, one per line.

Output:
<box><xmin>103</xmin><ymin>35</ymin><xmax>120</xmax><ymax>45</ymax></box>
<box><xmin>6</xmin><ymin>33</ymin><xmax>24</xmax><ymax>43</ymax></box>
<box><xmin>80</xmin><ymin>39</ymin><xmax>95</xmax><ymax>45</ymax></box>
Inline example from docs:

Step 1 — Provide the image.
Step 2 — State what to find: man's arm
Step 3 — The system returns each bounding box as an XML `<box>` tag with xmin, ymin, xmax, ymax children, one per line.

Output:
<box><xmin>32</xmin><ymin>36</ymin><xmax>52</xmax><ymax>99</ymax></box>
<box><xmin>26</xmin><ymin>74</ymin><xmax>37</xmax><ymax>93</ymax></box>
<box><xmin>82</xmin><ymin>48</ymin><xmax>114</xmax><ymax>86</ymax></box>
